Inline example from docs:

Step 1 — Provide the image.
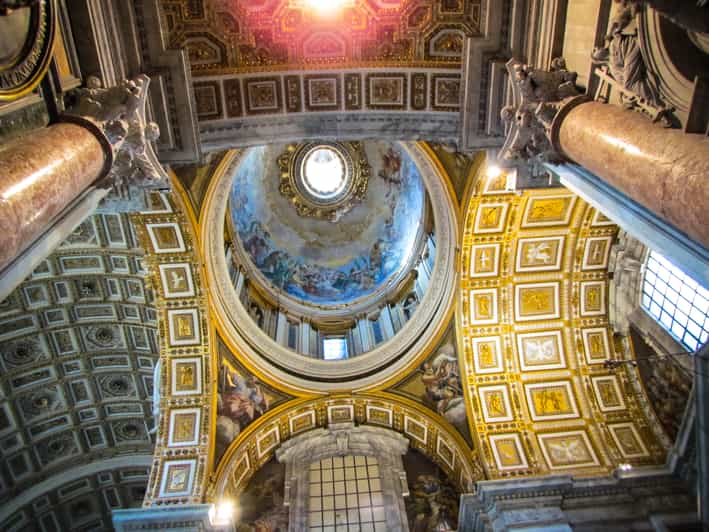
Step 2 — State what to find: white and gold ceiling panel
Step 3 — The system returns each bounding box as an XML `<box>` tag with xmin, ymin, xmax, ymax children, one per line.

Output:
<box><xmin>458</xmin><ymin>175</ymin><xmax>668</xmax><ymax>480</ymax></box>
<box><xmin>0</xmin><ymin>213</ymin><xmax>158</xmax><ymax>526</ymax></box>
<box><xmin>129</xmin><ymin>188</ymin><xmax>215</xmax><ymax>506</ymax></box>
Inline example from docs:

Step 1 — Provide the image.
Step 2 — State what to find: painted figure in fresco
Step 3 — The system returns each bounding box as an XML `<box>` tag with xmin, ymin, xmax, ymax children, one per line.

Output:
<box><xmin>236</xmin><ymin>460</ymin><xmax>289</xmax><ymax>532</ymax></box>
<box><xmin>221</xmin><ymin>369</ymin><xmax>269</xmax><ymax>423</ymax></box>
<box><xmin>243</xmin><ymin>221</ymin><xmax>271</xmax><ymax>266</ymax></box>
<box><xmin>421</xmin><ymin>345</ymin><xmax>467</xmax><ymax>426</ymax></box>
<box><xmin>216</xmin><ymin>365</ymin><xmax>270</xmax><ymax>458</ymax></box>
<box><xmin>379</xmin><ymin>146</ymin><xmax>404</xmax><ymax>201</ymax></box>
<box><xmin>407</xmin><ymin>473</ymin><xmax>458</xmax><ymax>532</ymax></box>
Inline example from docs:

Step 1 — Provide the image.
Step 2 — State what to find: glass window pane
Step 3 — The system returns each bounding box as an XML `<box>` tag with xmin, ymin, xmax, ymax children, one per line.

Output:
<box><xmin>323</xmin><ymin>338</ymin><xmax>348</xmax><ymax>360</ymax></box>
<box><xmin>665</xmin><ymin>287</ymin><xmax>679</xmax><ymax>304</ymax></box>
<box><xmin>650</xmin><ymin>301</ymin><xmax>662</xmax><ymax>319</ymax></box>
<box><xmin>644</xmin><ymin>251</ymin><xmax>708</xmax><ymax>352</ymax></box>
<box><xmin>647</xmin><ymin>256</ymin><xmax>660</xmax><ymax>272</ymax></box>
<box><xmin>645</xmin><ymin>271</ymin><xmax>657</xmax><ymax>285</ymax></box>
<box><xmin>687</xmin><ymin>319</ymin><xmax>702</xmax><ymax>339</ymax></box>
<box><xmin>677</xmin><ymin>296</ymin><xmax>691</xmax><ymax>315</ymax></box>
<box><xmin>671</xmin><ymin>320</ymin><xmax>685</xmax><ymax>338</ymax></box>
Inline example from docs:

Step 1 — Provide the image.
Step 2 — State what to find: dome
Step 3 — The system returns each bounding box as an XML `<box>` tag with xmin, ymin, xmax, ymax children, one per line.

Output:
<box><xmin>228</xmin><ymin>141</ymin><xmax>426</xmax><ymax>307</ymax></box>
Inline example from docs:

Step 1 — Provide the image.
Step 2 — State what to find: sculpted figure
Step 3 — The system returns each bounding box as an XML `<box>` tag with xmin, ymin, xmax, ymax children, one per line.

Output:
<box><xmin>592</xmin><ymin>1</ymin><xmax>662</xmax><ymax>106</ymax></box>
<box><xmin>66</xmin><ymin>75</ymin><xmax>163</xmax><ymax>196</ymax></box>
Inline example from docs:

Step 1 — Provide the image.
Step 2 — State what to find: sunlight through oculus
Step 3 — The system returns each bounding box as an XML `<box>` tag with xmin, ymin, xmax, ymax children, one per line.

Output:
<box><xmin>302</xmin><ymin>146</ymin><xmax>347</xmax><ymax>200</ymax></box>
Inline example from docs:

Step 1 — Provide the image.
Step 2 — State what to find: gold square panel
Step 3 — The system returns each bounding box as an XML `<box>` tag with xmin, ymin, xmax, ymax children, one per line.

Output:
<box><xmin>257</xmin><ymin>426</ymin><xmax>280</xmax><ymax>458</ymax></box>
<box><xmin>483</xmin><ymin>172</ymin><xmax>514</xmax><ymax>195</ymax></box>
<box><xmin>489</xmin><ymin>433</ymin><xmax>528</xmax><ymax>470</ymax></box>
<box><xmin>582</xmin><ymin>236</ymin><xmax>613</xmax><ymax>270</ymax></box>
<box><xmin>436</xmin><ymin>436</ymin><xmax>455</xmax><ymax>469</ymax></box>
<box><xmin>580</xmin><ymin>281</ymin><xmax>605</xmax><ymax>316</ymax></box>
<box><xmin>469</xmin><ymin>289</ymin><xmax>498</xmax><ymax>325</ymax></box>
<box><xmin>232</xmin><ymin>453</ymin><xmax>251</xmax><ymax>488</ymax></box>
<box><xmin>478</xmin><ymin>384</ymin><xmax>514</xmax><ymax>423</ymax></box>
<box><xmin>521</xmin><ymin>195</ymin><xmax>576</xmax><ymax>228</ymax></box>
<box><xmin>167</xmin><ymin>309</ymin><xmax>200</xmax><ymax>346</ymax></box>
<box><xmin>474</xmin><ymin>203</ymin><xmax>509</xmax><ymax>234</ymax></box>
<box><xmin>538</xmin><ymin>430</ymin><xmax>600</xmax><ymax>470</ymax></box>
<box><xmin>366</xmin><ymin>405</ymin><xmax>393</xmax><ymax>427</ymax></box>
<box><xmin>404</xmin><ymin>415</ymin><xmax>427</xmax><ymax>444</ymax></box>
<box><xmin>472</xmin><ymin>336</ymin><xmax>503</xmax><ymax>374</ymax></box>
<box><xmin>516</xmin><ymin>330</ymin><xmax>566</xmax><ymax>371</ymax></box>
<box><xmin>591</xmin><ymin>375</ymin><xmax>626</xmax><ymax>412</ymax></box>
<box><xmin>581</xmin><ymin>327</ymin><xmax>611</xmax><ymax>365</ymax></box>
<box><xmin>289</xmin><ymin>410</ymin><xmax>316</xmax><ymax>435</ymax></box>
<box><xmin>159</xmin><ymin>459</ymin><xmax>195</xmax><ymax>497</ymax></box>
<box><xmin>159</xmin><ymin>263</ymin><xmax>195</xmax><ymax>298</ymax></box>
<box><xmin>514</xmin><ymin>282</ymin><xmax>560</xmax><ymax>321</ymax></box>
<box><xmin>171</xmin><ymin>357</ymin><xmax>202</xmax><ymax>396</ymax></box>
<box><xmin>146</xmin><ymin>223</ymin><xmax>186</xmax><ymax>253</ymax></box>
<box><xmin>327</xmin><ymin>404</ymin><xmax>354</xmax><ymax>424</ymax></box>
<box><xmin>469</xmin><ymin>243</ymin><xmax>501</xmax><ymax>278</ymax></box>
<box><xmin>524</xmin><ymin>381</ymin><xmax>579</xmax><ymax>421</ymax></box>
<box><xmin>609</xmin><ymin>423</ymin><xmax>649</xmax><ymax>458</ymax></box>
<box><xmin>515</xmin><ymin>236</ymin><xmax>565</xmax><ymax>273</ymax></box>
<box><xmin>168</xmin><ymin>408</ymin><xmax>200</xmax><ymax>447</ymax></box>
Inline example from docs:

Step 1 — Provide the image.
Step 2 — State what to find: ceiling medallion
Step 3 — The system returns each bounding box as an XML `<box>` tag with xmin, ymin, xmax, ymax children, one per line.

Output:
<box><xmin>278</xmin><ymin>141</ymin><xmax>371</xmax><ymax>222</ymax></box>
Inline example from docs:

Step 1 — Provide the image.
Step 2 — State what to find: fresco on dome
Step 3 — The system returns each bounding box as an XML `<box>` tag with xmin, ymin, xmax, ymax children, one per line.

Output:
<box><xmin>229</xmin><ymin>142</ymin><xmax>425</xmax><ymax>305</ymax></box>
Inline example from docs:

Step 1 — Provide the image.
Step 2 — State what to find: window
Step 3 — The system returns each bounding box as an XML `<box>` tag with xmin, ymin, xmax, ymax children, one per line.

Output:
<box><xmin>288</xmin><ymin>322</ymin><xmax>299</xmax><ymax>350</ymax></box>
<box><xmin>308</xmin><ymin>456</ymin><xmax>386</xmax><ymax>531</ymax></box>
<box><xmin>642</xmin><ymin>251</ymin><xmax>709</xmax><ymax>352</ymax></box>
<box><xmin>371</xmin><ymin>320</ymin><xmax>383</xmax><ymax>344</ymax></box>
<box><xmin>302</xmin><ymin>146</ymin><xmax>347</xmax><ymax>201</ymax></box>
<box><xmin>323</xmin><ymin>337</ymin><xmax>348</xmax><ymax>360</ymax></box>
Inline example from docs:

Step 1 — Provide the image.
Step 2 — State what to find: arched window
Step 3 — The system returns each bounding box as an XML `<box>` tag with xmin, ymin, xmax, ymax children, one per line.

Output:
<box><xmin>641</xmin><ymin>251</ymin><xmax>708</xmax><ymax>352</ymax></box>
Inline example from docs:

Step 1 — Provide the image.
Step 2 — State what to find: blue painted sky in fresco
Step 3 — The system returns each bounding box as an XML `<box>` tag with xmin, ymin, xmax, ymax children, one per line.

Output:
<box><xmin>229</xmin><ymin>143</ymin><xmax>425</xmax><ymax>305</ymax></box>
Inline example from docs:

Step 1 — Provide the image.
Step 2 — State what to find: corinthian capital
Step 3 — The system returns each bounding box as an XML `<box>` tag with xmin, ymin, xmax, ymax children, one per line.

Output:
<box><xmin>499</xmin><ymin>58</ymin><xmax>581</xmax><ymax>167</ymax></box>
<box><xmin>64</xmin><ymin>75</ymin><xmax>166</xmax><ymax>200</ymax></box>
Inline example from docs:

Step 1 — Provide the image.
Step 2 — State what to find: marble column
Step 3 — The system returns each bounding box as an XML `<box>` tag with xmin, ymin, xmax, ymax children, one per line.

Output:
<box><xmin>551</xmin><ymin>97</ymin><xmax>709</xmax><ymax>248</ymax></box>
<box><xmin>0</xmin><ymin>121</ymin><xmax>110</xmax><ymax>271</ymax></box>
<box><xmin>499</xmin><ymin>58</ymin><xmax>709</xmax><ymax>250</ymax></box>
<box><xmin>0</xmin><ymin>74</ymin><xmax>161</xmax><ymax>273</ymax></box>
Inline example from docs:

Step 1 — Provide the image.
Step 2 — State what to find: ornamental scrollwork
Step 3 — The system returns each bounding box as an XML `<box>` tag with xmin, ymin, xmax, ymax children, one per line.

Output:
<box><xmin>64</xmin><ymin>75</ymin><xmax>167</xmax><ymax>199</ymax></box>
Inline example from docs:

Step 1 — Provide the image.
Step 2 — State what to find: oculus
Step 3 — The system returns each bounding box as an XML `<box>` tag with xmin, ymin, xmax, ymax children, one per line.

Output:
<box><xmin>277</xmin><ymin>141</ymin><xmax>370</xmax><ymax>222</ymax></box>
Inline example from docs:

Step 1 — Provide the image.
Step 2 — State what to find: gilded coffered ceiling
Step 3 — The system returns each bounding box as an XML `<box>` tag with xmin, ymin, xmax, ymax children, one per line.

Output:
<box><xmin>0</xmin><ymin>213</ymin><xmax>158</xmax><ymax>530</ymax></box>
<box><xmin>458</xmin><ymin>171</ymin><xmax>671</xmax><ymax>479</ymax></box>
<box><xmin>161</xmin><ymin>0</ymin><xmax>481</xmax><ymax>74</ymax></box>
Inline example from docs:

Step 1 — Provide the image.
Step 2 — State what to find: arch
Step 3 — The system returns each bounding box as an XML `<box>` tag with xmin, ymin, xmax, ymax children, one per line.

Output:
<box><xmin>209</xmin><ymin>392</ymin><xmax>482</xmax><ymax>500</ymax></box>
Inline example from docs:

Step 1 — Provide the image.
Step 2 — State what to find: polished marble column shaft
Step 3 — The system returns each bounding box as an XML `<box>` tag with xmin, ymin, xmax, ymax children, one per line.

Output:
<box><xmin>0</xmin><ymin>122</ymin><xmax>109</xmax><ymax>271</ymax></box>
<box><xmin>554</xmin><ymin>99</ymin><xmax>709</xmax><ymax>249</ymax></box>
